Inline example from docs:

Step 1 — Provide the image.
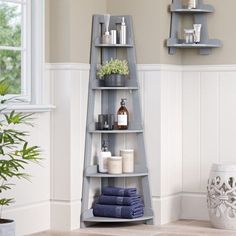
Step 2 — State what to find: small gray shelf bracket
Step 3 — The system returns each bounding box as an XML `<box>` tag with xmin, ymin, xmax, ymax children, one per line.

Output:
<box><xmin>167</xmin><ymin>0</ymin><xmax>222</xmax><ymax>55</ymax></box>
<box><xmin>80</xmin><ymin>15</ymin><xmax>154</xmax><ymax>228</ymax></box>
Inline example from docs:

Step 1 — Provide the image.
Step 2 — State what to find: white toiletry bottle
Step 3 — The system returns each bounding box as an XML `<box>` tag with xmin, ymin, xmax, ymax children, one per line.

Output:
<box><xmin>120</xmin><ymin>17</ymin><xmax>126</xmax><ymax>44</ymax></box>
<box><xmin>97</xmin><ymin>143</ymin><xmax>111</xmax><ymax>173</ymax></box>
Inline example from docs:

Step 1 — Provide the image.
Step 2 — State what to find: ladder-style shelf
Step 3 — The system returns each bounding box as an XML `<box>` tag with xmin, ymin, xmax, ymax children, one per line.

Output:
<box><xmin>167</xmin><ymin>0</ymin><xmax>221</xmax><ymax>55</ymax></box>
<box><xmin>80</xmin><ymin>14</ymin><xmax>154</xmax><ymax>227</ymax></box>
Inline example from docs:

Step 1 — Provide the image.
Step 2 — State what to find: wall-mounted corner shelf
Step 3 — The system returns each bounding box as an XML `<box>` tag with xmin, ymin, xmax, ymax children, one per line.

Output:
<box><xmin>170</xmin><ymin>4</ymin><xmax>214</xmax><ymax>13</ymax></box>
<box><xmin>167</xmin><ymin>0</ymin><xmax>222</xmax><ymax>55</ymax></box>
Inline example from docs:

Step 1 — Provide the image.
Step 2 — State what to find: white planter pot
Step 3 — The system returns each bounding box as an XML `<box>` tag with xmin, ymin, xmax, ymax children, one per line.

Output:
<box><xmin>0</xmin><ymin>219</ymin><xmax>15</xmax><ymax>236</ymax></box>
<box><xmin>207</xmin><ymin>164</ymin><xmax>236</xmax><ymax>230</ymax></box>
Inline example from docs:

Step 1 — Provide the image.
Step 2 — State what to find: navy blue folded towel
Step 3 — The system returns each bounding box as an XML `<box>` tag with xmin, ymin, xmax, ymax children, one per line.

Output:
<box><xmin>93</xmin><ymin>203</ymin><xmax>144</xmax><ymax>219</ymax></box>
<box><xmin>97</xmin><ymin>195</ymin><xmax>142</xmax><ymax>206</ymax></box>
<box><xmin>102</xmin><ymin>186</ymin><xmax>137</xmax><ymax>197</ymax></box>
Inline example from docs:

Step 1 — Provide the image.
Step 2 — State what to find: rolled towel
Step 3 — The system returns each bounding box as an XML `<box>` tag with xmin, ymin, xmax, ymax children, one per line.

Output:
<box><xmin>93</xmin><ymin>203</ymin><xmax>144</xmax><ymax>219</ymax></box>
<box><xmin>102</xmin><ymin>186</ymin><xmax>137</xmax><ymax>197</ymax></box>
<box><xmin>97</xmin><ymin>195</ymin><xmax>142</xmax><ymax>206</ymax></box>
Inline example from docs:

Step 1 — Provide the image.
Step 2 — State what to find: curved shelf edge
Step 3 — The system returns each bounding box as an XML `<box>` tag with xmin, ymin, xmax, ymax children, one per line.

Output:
<box><xmin>85</xmin><ymin>165</ymin><xmax>148</xmax><ymax>178</ymax></box>
<box><xmin>95</xmin><ymin>43</ymin><xmax>134</xmax><ymax>48</ymax></box>
<box><xmin>170</xmin><ymin>4</ymin><xmax>214</xmax><ymax>13</ymax></box>
<box><xmin>82</xmin><ymin>208</ymin><xmax>153</xmax><ymax>223</ymax></box>
<box><xmin>167</xmin><ymin>39</ymin><xmax>222</xmax><ymax>48</ymax></box>
<box><xmin>88</xmin><ymin>129</ymin><xmax>144</xmax><ymax>134</ymax></box>
<box><xmin>92</xmin><ymin>86</ymin><xmax>139</xmax><ymax>90</ymax></box>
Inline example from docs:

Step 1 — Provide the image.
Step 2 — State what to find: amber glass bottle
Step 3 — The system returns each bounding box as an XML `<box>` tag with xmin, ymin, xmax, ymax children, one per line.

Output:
<box><xmin>117</xmin><ymin>98</ymin><xmax>129</xmax><ymax>130</ymax></box>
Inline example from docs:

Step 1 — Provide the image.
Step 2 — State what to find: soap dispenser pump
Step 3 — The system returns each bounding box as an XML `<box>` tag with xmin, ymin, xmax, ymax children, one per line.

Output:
<box><xmin>97</xmin><ymin>141</ymin><xmax>111</xmax><ymax>173</ymax></box>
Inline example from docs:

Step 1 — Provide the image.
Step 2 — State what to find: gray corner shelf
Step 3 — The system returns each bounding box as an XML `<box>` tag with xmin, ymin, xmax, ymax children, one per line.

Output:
<box><xmin>81</xmin><ymin>15</ymin><xmax>154</xmax><ymax>228</ymax></box>
<box><xmin>167</xmin><ymin>0</ymin><xmax>222</xmax><ymax>55</ymax></box>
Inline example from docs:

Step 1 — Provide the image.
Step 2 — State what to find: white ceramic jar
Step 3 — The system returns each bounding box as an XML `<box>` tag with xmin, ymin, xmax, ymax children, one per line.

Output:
<box><xmin>207</xmin><ymin>163</ymin><xmax>236</xmax><ymax>230</ymax></box>
<box><xmin>120</xmin><ymin>149</ymin><xmax>134</xmax><ymax>173</ymax></box>
<box><xmin>108</xmin><ymin>156</ymin><xmax>122</xmax><ymax>174</ymax></box>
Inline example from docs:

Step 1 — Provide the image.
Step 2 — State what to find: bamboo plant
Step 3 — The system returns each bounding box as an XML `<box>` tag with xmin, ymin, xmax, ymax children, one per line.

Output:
<box><xmin>0</xmin><ymin>80</ymin><xmax>41</xmax><ymax>221</ymax></box>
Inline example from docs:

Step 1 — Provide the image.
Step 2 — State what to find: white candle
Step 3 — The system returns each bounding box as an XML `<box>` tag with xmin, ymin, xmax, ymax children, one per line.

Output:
<box><xmin>120</xmin><ymin>149</ymin><xmax>134</xmax><ymax>173</ymax></box>
<box><xmin>108</xmin><ymin>156</ymin><xmax>122</xmax><ymax>174</ymax></box>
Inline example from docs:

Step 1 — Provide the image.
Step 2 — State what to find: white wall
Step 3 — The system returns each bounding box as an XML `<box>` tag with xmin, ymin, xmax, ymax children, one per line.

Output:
<box><xmin>182</xmin><ymin>65</ymin><xmax>236</xmax><ymax>220</ymax></box>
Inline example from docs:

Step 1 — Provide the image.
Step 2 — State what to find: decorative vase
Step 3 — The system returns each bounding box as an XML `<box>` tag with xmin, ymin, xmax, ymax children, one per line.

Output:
<box><xmin>207</xmin><ymin>164</ymin><xmax>236</xmax><ymax>230</ymax></box>
<box><xmin>0</xmin><ymin>219</ymin><xmax>15</xmax><ymax>236</ymax></box>
<box><xmin>104</xmin><ymin>74</ymin><xmax>125</xmax><ymax>87</ymax></box>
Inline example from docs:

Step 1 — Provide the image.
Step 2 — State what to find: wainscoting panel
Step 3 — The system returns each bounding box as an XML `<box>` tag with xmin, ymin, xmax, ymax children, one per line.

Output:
<box><xmin>182</xmin><ymin>65</ymin><xmax>236</xmax><ymax>220</ymax></box>
<box><xmin>47</xmin><ymin>63</ymin><xmax>183</xmax><ymax>228</ymax></box>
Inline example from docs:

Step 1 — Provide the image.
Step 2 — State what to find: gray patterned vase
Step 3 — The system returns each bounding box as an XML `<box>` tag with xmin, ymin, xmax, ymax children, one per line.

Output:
<box><xmin>207</xmin><ymin>164</ymin><xmax>236</xmax><ymax>230</ymax></box>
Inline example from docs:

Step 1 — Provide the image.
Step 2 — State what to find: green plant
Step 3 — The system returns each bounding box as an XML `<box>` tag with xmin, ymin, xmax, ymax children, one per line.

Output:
<box><xmin>0</xmin><ymin>80</ymin><xmax>41</xmax><ymax>220</ymax></box>
<box><xmin>97</xmin><ymin>58</ymin><xmax>129</xmax><ymax>79</ymax></box>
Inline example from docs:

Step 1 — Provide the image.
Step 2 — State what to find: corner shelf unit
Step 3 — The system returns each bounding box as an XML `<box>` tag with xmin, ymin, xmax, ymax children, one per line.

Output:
<box><xmin>80</xmin><ymin>15</ymin><xmax>154</xmax><ymax>227</ymax></box>
<box><xmin>167</xmin><ymin>0</ymin><xmax>222</xmax><ymax>55</ymax></box>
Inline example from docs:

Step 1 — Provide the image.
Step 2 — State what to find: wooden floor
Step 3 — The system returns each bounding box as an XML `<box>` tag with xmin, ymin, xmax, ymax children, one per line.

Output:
<box><xmin>29</xmin><ymin>220</ymin><xmax>236</xmax><ymax>236</ymax></box>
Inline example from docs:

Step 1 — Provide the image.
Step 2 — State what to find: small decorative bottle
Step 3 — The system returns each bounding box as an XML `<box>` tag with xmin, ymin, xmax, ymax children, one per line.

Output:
<box><xmin>120</xmin><ymin>17</ymin><xmax>126</xmax><ymax>44</ymax></box>
<box><xmin>97</xmin><ymin>142</ymin><xmax>111</xmax><ymax>173</ymax></box>
<box><xmin>117</xmin><ymin>98</ymin><xmax>129</xmax><ymax>130</ymax></box>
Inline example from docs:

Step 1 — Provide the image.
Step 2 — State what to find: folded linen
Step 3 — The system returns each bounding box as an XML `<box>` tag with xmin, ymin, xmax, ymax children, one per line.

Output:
<box><xmin>102</xmin><ymin>186</ymin><xmax>137</xmax><ymax>197</ymax></box>
<box><xmin>97</xmin><ymin>195</ymin><xmax>142</xmax><ymax>206</ymax></box>
<box><xmin>93</xmin><ymin>203</ymin><xmax>144</xmax><ymax>219</ymax></box>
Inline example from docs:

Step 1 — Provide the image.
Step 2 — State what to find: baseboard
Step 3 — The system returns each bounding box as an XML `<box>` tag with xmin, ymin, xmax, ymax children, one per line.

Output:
<box><xmin>51</xmin><ymin>200</ymin><xmax>81</xmax><ymax>230</ymax></box>
<box><xmin>181</xmin><ymin>193</ymin><xmax>209</xmax><ymax>221</ymax></box>
<box><xmin>2</xmin><ymin>201</ymin><xmax>50</xmax><ymax>236</ymax></box>
<box><xmin>152</xmin><ymin>194</ymin><xmax>182</xmax><ymax>225</ymax></box>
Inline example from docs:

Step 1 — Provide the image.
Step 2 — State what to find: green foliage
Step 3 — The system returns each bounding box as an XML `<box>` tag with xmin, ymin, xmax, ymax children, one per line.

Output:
<box><xmin>0</xmin><ymin>3</ymin><xmax>21</xmax><ymax>94</ymax></box>
<box><xmin>97</xmin><ymin>59</ymin><xmax>129</xmax><ymax>79</ymax></box>
<box><xmin>0</xmin><ymin>81</ymin><xmax>41</xmax><ymax>218</ymax></box>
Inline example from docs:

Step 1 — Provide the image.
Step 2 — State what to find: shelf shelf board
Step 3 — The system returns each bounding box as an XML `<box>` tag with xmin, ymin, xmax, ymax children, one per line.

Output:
<box><xmin>95</xmin><ymin>43</ymin><xmax>133</xmax><ymax>48</ymax></box>
<box><xmin>89</xmin><ymin>129</ymin><xmax>143</xmax><ymax>134</ymax></box>
<box><xmin>167</xmin><ymin>43</ymin><xmax>221</xmax><ymax>48</ymax></box>
<box><xmin>82</xmin><ymin>208</ymin><xmax>153</xmax><ymax>223</ymax></box>
<box><xmin>85</xmin><ymin>166</ymin><xmax>148</xmax><ymax>178</ymax></box>
<box><xmin>170</xmin><ymin>4</ymin><xmax>214</xmax><ymax>13</ymax></box>
<box><xmin>92</xmin><ymin>86</ymin><xmax>139</xmax><ymax>90</ymax></box>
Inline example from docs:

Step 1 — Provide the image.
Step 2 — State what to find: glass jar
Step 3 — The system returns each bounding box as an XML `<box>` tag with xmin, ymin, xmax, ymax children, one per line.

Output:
<box><xmin>184</xmin><ymin>29</ymin><xmax>194</xmax><ymax>44</ymax></box>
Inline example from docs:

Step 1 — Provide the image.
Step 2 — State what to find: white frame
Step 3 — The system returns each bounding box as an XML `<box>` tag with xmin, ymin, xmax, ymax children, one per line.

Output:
<box><xmin>0</xmin><ymin>0</ymin><xmax>45</xmax><ymax>105</ymax></box>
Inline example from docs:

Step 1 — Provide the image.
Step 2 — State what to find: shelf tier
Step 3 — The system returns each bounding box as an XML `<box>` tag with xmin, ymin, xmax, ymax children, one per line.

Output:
<box><xmin>170</xmin><ymin>5</ymin><xmax>214</xmax><ymax>13</ymax></box>
<box><xmin>167</xmin><ymin>39</ymin><xmax>221</xmax><ymax>49</ymax></box>
<box><xmin>85</xmin><ymin>165</ymin><xmax>148</xmax><ymax>178</ymax></box>
<box><xmin>88</xmin><ymin>129</ymin><xmax>143</xmax><ymax>134</ymax></box>
<box><xmin>95</xmin><ymin>43</ymin><xmax>133</xmax><ymax>48</ymax></box>
<box><xmin>167</xmin><ymin>43</ymin><xmax>221</xmax><ymax>49</ymax></box>
<box><xmin>92</xmin><ymin>86</ymin><xmax>139</xmax><ymax>90</ymax></box>
<box><xmin>82</xmin><ymin>208</ymin><xmax>153</xmax><ymax>223</ymax></box>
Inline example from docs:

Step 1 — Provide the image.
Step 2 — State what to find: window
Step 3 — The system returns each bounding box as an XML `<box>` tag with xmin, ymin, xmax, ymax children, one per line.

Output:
<box><xmin>0</xmin><ymin>0</ymin><xmax>45</xmax><ymax>106</ymax></box>
<box><xmin>0</xmin><ymin>0</ymin><xmax>30</xmax><ymax>99</ymax></box>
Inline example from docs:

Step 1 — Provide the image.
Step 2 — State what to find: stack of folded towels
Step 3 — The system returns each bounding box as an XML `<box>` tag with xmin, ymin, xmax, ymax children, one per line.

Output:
<box><xmin>93</xmin><ymin>186</ymin><xmax>144</xmax><ymax>219</ymax></box>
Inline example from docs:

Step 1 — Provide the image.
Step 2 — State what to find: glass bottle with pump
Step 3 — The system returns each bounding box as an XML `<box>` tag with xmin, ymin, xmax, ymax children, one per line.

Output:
<box><xmin>117</xmin><ymin>98</ymin><xmax>129</xmax><ymax>130</ymax></box>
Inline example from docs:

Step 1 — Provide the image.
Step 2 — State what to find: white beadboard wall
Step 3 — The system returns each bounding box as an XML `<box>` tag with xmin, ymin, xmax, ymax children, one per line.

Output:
<box><xmin>182</xmin><ymin>65</ymin><xmax>236</xmax><ymax>220</ymax></box>
<box><xmin>47</xmin><ymin>63</ymin><xmax>236</xmax><ymax>229</ymax></box>
<box><xmin>47</xmin><ymin>63</ymin><xmax>182</xmax><ymax>228</ymax></box>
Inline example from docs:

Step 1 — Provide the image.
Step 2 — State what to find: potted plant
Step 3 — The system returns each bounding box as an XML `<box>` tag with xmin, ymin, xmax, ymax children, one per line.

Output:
<box><xmin>0</xmin><ymin>80</ymin><xmax>41</xmax><ymax>236</ymax></box>
<box><xmin>97</xmin><ymin>58</ymin><xmax>129</xmax><ymax>87</ymax></box>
